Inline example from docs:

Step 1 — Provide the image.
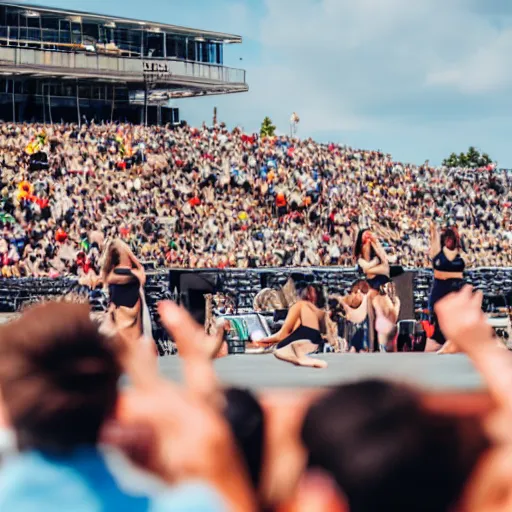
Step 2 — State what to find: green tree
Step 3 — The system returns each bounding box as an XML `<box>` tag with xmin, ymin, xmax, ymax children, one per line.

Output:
<box><xmin>444</xmin><ymin>152</ymin><xmax>459</xmax><ymax>168</ymax></box>
<box><xmin>466</xmin><ymin>146</ymin><xmax>480</xmax><ymax>168</ymax></box>
<box><xmin>459</xmin><ymin>152</ymin><xmax>468</xmax><ymax>167</ymax></box>
<box><xmin>260</xmin><ymin>117</ymin><xmax>276</xmax><ymax>138</ymax></box>
<box><xmin>442</xmin><ymin>147</ymin><xmax>494</xmax><ymax>168</ymax></box>
<box><xmin>479</xmin><ymin>153</ymin><xmax>492</xmax><ymax>167</ymax></box>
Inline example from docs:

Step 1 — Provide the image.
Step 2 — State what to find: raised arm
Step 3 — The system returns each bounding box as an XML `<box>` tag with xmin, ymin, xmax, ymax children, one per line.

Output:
<box><xmin>429</xmin><ymin>221</ymin><xmax>441</xmax><ymax>260</ymax></box>
<box><xmin>371</xmin><ymin>239</ymin><xmax>389</xmax><ymax>265</ymax></box>
<box><xmin>358</xmin><ymin>257</ymin><xmax>381</xmax><ymax>272</ymax></box>
<box><xmin>435</xmin><ymin>286</ymin><xmax>512</xmax><ymax>412</ymax></box>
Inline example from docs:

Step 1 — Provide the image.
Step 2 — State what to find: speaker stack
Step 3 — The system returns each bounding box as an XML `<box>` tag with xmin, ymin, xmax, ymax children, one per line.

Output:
<box><xmin>169</xmin><ymin>270</ymin><xmax>219</xmax><ymax>326</ymax></box>
<box><xmin>391</xmin><ymin>270</ymin><xmax>415</xmax><ymax>321</ymax></box>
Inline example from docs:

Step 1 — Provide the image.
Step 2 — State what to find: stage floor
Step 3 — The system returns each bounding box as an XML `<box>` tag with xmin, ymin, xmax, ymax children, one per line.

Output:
<box><xmin>158</xmin><ymin>353</ymin><xmax>485</xmax><ymax>393</ymax></box>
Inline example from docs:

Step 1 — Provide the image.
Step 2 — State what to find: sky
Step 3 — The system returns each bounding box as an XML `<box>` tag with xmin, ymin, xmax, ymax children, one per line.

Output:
<box><xmin>17</xmin><ymin>0</ymin><xmax>512</xmax><ymax>166</ymax></box>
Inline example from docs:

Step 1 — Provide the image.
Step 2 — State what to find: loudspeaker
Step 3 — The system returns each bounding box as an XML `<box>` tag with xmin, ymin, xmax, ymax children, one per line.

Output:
<box><xmin>169</xmin><ymin>270</ymin><xmax>220</xmax><ymax>295</ymax></box>
<box><xmin>392</xmin><ymin>272</ymin><xmax>414</xmax><ymax>321</ymax></box>
<box><xmin>179</xmin><ymin>273</ymin><xmax>217</xmax><ymax>326</ymax></box>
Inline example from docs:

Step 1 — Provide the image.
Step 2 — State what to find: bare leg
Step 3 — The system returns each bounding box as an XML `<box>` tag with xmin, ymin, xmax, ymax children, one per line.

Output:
<box><xmin>359</xmin><ymin>259</ymin><xmax>389</xmax><ymax>276</ymax></box>
<box><xmin>378</xmin><ymin>333</ymin><xmax>394</xmax><ymax>353</ymax></box>
<box><xmin>425</xmin><ymin>338</ymin><xmax>443</xmax><ymax>352</ymax></box>
<box><xmin>366</xmin><ymin>264</ymin><xmax>390</xmax><ymax>276</ymax></box>
<box><xmin>437</xmin><ymin>340</ymin><xmax>460</xmax><ymax>355</ymax></box>
<box><xmin>367</xmin><ymin>291</ymin><xmax>377</xmax><ymax>352</ymax></box>
<box><xmin>274</xmin><ymin>340</ymin><xmax>328</xmax><ymax>369</ymax></box>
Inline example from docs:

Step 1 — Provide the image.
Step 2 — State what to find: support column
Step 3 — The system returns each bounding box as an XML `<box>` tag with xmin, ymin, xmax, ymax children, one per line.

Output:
<box><xmin>144</xmin><ymin>83</ymin><xmax>148</xmax><ymax>126</ymax></box>
<box><xmin>76</xmin><ymin>82</ymin><xmax>81</xmax><ymax>127</ymax></box>
<box><xmin>43</xmin><ymin>83</ymin><xmax>46</xmax><ymax>124</ymax></box>
<box><xmin>110</xmin><ymin>86</ymin><xmax>116</xmax><ymax>123</ymax></box>
<box><xmin>11</xmin><ymin>79</ymin><xmax>15</xmax><ymax>123</ymax></box>
<box><xmin>48</xmin><ymin>84</ymin><xmax>53</xmax><ymax>124</ymax></box>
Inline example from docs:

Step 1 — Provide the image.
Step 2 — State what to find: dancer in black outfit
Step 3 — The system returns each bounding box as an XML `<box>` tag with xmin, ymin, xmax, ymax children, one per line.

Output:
<box><xmin>101</xmin><ymin>239</ymin><xmax>150</xmax><ymax>344</ymax></box>
<box><xmin>354</xmin><ymin>229</ymin><xmax>390</xmax><ymax>290</ymax></box>
<box><xmin>426</xmin><ymin>222</ymin><xmax>466</xmax><ymax>353</ymax></box>
<box><xmin>258</xmin><ymin>285</ymin><xmax>329</xmax><ymax>368</ymax></box>
<box><xmin>353</xmin><ymin>228</ymin><xmax>391</xmax><ymax>351</ymax></box>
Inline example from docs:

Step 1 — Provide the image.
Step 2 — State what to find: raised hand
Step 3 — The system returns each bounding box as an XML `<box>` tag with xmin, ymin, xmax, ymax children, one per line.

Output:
<box><xmin>434</xmin><ymin>286</ymin><xmax>494</xmax><ymax>354</ymax></box>
<box><xmin>114</xmin><ymin>301</ymin><xmax>256</xmax><ymax>512</ymax></box>
<box><xmin>436</xmin><ymin>286</ymin><xmax>512</xmax><ymax>415</ymax></box>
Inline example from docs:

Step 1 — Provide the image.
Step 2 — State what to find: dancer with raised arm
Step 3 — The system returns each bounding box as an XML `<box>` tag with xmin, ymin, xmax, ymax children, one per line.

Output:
<box><xmin>427</xmin><ymin>221</ymin><xmax>466</xmax><ymax>353</ymax></box>
<box><xmin>101</xmin><ymin>239</ymin><xmax>152</xmax><ymax>345</ymax></box>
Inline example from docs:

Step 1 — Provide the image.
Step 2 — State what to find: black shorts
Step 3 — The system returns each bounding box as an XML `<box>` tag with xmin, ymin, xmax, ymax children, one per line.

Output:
<box><xmin>429</xmin><ymin>278</ymin><xmax>465</xmax><ymax>345</ymax></box>
<box><xmin>277</xmin><ymin>326</ymin><xmax>323</xmax><ymax>351</ymax></box>
<box><xmin>367</xmin><ymin>275</ymin><xmax>390</xmax><ymax>290</ymax></box>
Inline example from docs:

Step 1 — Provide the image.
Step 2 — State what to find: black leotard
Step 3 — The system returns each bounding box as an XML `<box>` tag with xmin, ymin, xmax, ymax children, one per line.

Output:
<box><xmin>359</xmin><ymin>247</ymin><xmax>390</xmax><ymax>290</ymax></box>
<box><xmin>432</xmin><ymin>251</ymin><xmax>465</xmax><ymax>273</ymax></box>
<box><xmin>367</xmin><ymin>275</ymin><xmax>390</xmax><ymax>290</ymax></box>
<box><xmin>277</xmin><ymin>326</ymin><xmax>323</xmax><ymax>350</ymax></box>
<box><xmin>109</xmin><ymin>268</ymin><xmax>140</xmax><ymax>309</ymax></box>
<box><xmin>429</xmin><ymin>251</ymin><xmax>466</xmax><ymax>345</ymax></box>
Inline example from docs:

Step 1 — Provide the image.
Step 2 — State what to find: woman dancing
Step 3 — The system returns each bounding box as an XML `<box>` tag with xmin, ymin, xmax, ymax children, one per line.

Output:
<box><xmin>373</xmin><ymin>281</ymin><xmax>401</xmax><ymax>352</ymax></box>
<box><xmin>338</xmin><ymin>280</ymin><xmax>370</xmax><ymax>353</ymax></box>
<box><xmin>258</xmin><ymin>285</ymin><xmax>329</xmax><ymax>368</ymax></box>
<box><xmin>101</xmin><ymin>239</ymin><xmax>152</xmax><ymax>345</ymax></box>
<box><xmin>354</xmin><ymin>229</ymin><xmax>391</xmax><ymax>351</ymax></box>
<box><xmin>426</xmin><ymin>222</ymin><xmax>466</xmax><ymax>353</ymax></box>
<box><xmin>354</xmin><ymin>229</ymin><xmax>390</xmax><ymax>291</ymax></box>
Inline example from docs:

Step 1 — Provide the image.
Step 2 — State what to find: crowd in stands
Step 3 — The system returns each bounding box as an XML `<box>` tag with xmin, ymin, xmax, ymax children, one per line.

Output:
<box><xmin>0</xmin><ymin>286</ymin><xmax>510</xmax><ymax>511</ymax></box>
<box><xmin>0</xmin><ymin>121</ymin><xmax>510</xmax><ymax>277</ymax></box>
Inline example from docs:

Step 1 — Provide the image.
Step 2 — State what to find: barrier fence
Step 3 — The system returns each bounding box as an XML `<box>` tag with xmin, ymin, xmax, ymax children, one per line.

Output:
<box><xmin>0</xmin><ymin>267</ymin><xmax>509</xmax><ymax>310</ymax></box>
<box><xmin>0</xmin><ymin>268</ymin><xmax>510</xmax><ymax>352</ymax></box>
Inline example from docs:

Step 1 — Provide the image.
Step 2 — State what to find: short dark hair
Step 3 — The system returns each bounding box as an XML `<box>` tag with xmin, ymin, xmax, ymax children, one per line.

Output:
<box><xmin>0</xmin><ymin>303</ymin><xmax>121</xmax><ymax>452</ymax></box>
<box><xmin>302</xmin><ymin>380</ymin><xmax>488</xmax><ymax>512</ymax></box>
<box><xmin>223</xmin><ymin>388</ymin><xmax>265</xmax><ymax>490</ymax></box>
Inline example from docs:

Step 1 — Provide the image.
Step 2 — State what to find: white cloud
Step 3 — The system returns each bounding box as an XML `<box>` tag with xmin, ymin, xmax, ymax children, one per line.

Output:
<box><xmin>426</xmin><ymin>28</ymin><xmax>512</xmax><ymax>93</ymax></box>
<box><xmin>220</xmin><ymin>0</ymin><xmax>512</xmax><ymax>139</ymax></box>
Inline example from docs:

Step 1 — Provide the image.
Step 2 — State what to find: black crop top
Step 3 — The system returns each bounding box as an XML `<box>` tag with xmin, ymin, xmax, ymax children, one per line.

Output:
<box><xmin>109</xmin><ymin>268</ymin><xmax>140</xmax><ymax>309</ymax></box>
<box><xmin>433</xmin><ymin>250</ymin><xmax>465</xmax><ymax>273</ymax></box>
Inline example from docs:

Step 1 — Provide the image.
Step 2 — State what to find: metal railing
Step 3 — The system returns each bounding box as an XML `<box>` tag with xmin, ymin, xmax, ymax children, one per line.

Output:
<box><xmin>0</xmin><ymin>25</ymin><xmax>142</xmax><ymax>55</ymax></box>
<box><xmin>0</xmin><ymin>46</ymin><xmax>247</xmax><ymax>85</ymax></box>
<box><xmin>0</xmin><ymin>25</ymin><xmax>225</xmax><ymax>65</ymax></box>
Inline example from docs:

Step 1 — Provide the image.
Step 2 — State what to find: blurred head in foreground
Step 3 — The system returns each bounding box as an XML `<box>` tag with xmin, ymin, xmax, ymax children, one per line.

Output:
<box><xmin>0</xmin><ymin>302</ymin><xmax>120</xmax><ymax>452</ymax></box>
<box><xmin>224</xmin><ymin>388</ymin><xmax>264</xmax><ymax>491</ymax></box>
<box><xmin>302</xmin><ymin>380</ymin><xmax>489</xmax><ymax>512</ymax></box>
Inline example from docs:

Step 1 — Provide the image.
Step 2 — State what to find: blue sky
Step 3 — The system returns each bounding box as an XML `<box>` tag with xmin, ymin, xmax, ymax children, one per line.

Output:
<box><xmin>19</xmin><ymin>0</ymin><xmax>512</xmax><ymax>166</ymax></box>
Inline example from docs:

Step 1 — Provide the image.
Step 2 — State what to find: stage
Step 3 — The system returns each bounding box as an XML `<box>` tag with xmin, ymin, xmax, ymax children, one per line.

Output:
<box><xmin>158</xmin><ymin>353</ymin><xmax>485</xmax><ymax>393</ymax></box>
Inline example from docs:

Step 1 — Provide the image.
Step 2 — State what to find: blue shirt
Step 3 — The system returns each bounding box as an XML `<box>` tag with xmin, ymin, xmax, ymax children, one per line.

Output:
<box><xmin>0</xmin><ymin>448</ymin><xmax>225</xmax><ymax>512</ymax></box>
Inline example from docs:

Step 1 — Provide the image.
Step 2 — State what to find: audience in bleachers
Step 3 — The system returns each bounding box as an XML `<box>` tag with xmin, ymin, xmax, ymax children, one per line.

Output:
<box><xmin>0</xmin><ymin>121</ymin><xmax>510</xmax><ymax>278</ymax></box>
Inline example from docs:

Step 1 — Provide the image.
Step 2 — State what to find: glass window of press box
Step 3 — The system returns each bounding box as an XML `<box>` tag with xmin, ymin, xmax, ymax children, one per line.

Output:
<box><xmin>0</xmin><ymin>5</ymin><xmax>223</xmax><ymax>64</ymax></box>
